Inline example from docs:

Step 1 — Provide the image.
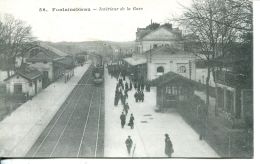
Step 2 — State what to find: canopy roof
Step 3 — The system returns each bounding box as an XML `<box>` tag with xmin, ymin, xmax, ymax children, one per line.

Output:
<box><xmin>150</xmin><ymin>71</ymin><xmax>201</xmax><ymax>88</ymax></box>
<box><xmin>123</xmin><ymin>57</ymin><xmax>147</xmax><ymax>66</ymax></box>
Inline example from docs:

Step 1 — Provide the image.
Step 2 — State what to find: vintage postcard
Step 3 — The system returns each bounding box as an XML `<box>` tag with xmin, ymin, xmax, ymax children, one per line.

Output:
<box><xmin>0</xmin><ymin>0</ymin><xmax>254</xmax><ymax>160</ymax></box>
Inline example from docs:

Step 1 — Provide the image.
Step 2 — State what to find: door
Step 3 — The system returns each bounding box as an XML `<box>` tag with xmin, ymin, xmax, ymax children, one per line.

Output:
<box><xmin>14</xmin><ymin>84</ymin><xmax>22</xmax><ymax>94</ymax></box>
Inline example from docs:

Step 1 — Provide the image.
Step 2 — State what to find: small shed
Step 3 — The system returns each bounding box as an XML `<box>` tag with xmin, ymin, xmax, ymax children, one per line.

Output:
<box><xmin>4</xmin><ymin>65</ymin><xmax>42</xmax><ymax>97</ymax></box>
<box><xmin>150</xmin><ymin>71</ymin><xmax>201</xmax><ymax>111</ymax></box>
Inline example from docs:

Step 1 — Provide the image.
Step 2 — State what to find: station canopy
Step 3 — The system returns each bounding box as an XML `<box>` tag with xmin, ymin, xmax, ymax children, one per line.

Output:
<box><xmin>123</xmin><ymin>57</ymin><xmax>147</xmax><ymax>66</ymax></box>
<box><xmin>150</xmin><ymin>71</ymin><xmax>202</xmax><ymax>88</ymax></box>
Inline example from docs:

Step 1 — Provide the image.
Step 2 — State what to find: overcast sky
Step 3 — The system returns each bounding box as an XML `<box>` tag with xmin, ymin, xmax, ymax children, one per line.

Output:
<box><xmin>0</xmin><ymin>0</ymin><xmax>193</xmax><ymax>42</ymax></box>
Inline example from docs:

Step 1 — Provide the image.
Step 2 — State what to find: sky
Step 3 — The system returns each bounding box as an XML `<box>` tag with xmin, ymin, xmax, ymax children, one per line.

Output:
<box><xmin>0</xmin><ymin>0</ymin><xmax>193</xmax><ymax>42</ymax></box>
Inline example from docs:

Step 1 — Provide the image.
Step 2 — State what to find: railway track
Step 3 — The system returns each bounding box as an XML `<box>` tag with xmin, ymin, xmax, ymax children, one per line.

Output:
<box><xmin>26</xmin><ymin>65</ymin><xmax>104</xmax><ymax>157</ymax></box>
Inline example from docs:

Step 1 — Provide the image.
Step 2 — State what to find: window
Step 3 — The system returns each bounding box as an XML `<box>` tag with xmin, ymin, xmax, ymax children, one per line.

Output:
<box><xmin>43</xmin><ymin>61</ymin><xmax>47</xmax><ymax>64</ymax></box>
<box><xmin>153</xmin><ymin>44</ymin><xmax>158</xmax><ymax>48</ymax></box>
<box><xmin>157</xmin><ymin>66</ymin><xmax>164</xmax><ymax>73</ymax></box>
<box><xmin>165</xmin><ymin>86</ymin><xmax>179</xmax><ymax>95</ymax></box>
<box><xmin>178</xmin><ymin>66</ymin><xmax>186</xmax><ymax>73</ymax></box>
<box><xmin>29</xmin><ymin>82</ymin><xmax>32</xmax><ymax>87</ymax></box>
<box><xmin>166</xmin><ymin>86</ymin><xmax>172</xmax><ymax>94</ymax></box>
<box><xmin>172</xmin><ymin>86</ymin><xmax>178</xmax><ymax>95</ymax></box>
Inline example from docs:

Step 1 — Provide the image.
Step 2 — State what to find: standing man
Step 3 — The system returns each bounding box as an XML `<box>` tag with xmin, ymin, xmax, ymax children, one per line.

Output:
<box><xmin>125</xmin><ymin>136</ymin><xmax>133</xmax><ymax>155</ymax></box>
<box><xmin>128</xmin><ymin>113</ymin><xmax>135</xmax><ymax>129</ymax></box>
<box><xmin>164</xmin><ymin>134</ymin><xmax>174</xmax><ymax>157</ymax></box>
<box><xmin>129</xmin><ymin>81</ymin><xmax>133</xmax><ymax>91</ymax></box>
<box><xmin>125</xmin><ymin>81</ymin><xmax>129</xmax><ymax>91</ymax></box>
<box><xmin>124</xmin><ymin>103</ymin><xmax>130</xmax><ymax>116</ymax></box>
<box><xmin>120</xmin><ymin>112</ymin><xmax>126</xmax><ymax>128</ymax></box>
<box><xmin>134</xmin><ymin>91</ymin><xmax>138</xmax><ymax>102</ymax></box>
<box><xmin>140</xmin><ymin>91</ymin><xmax>144</xmax><ymax>102</ymax></box>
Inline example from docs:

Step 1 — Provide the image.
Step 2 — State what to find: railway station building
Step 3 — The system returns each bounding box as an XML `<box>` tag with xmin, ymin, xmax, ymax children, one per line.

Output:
<box><xmin>24</xmin><ymin>43</ymin><xmax>74</xmax><ymax>88</ymax></box>
<box><xmin>4</xmin><ymin>65</ymin><xmax>42</xmax><ymax>97</ymax></box>
<box><xmin>124</xmin><ymin>22</ymin><xmax>196</xmax><ymax>81</ymax></box>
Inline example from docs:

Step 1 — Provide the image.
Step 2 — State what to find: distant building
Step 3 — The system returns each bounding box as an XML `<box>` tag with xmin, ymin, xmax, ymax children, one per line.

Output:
<box><xmin>135</xmin><ymin>23</ymin><xmax>184</xmax><ymax>54</ymax></box>
<box><xmin>124</xmin><ymin>22</ymin><xmax>196</xmax><ymax>81</ymax></box>
<box><xmin>4</xmin><ymin>65</ymin><xmax>42</xmax><ymax>97</ymax></box>
<box><xmin>24</xmin><ymin>43</ymin><xmax>75</xmax><ymax>88</ymax></box>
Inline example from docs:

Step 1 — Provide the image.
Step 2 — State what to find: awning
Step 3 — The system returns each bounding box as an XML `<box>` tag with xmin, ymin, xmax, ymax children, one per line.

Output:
<box><xmin>123</xmin><ymin>57</ymin><xmax>147</xmax><ymax>66</ymax></box>
<box><xmin>150</xmin><ymin>71</ymin><xmax>202</xmax><ymax>88</ymax></box>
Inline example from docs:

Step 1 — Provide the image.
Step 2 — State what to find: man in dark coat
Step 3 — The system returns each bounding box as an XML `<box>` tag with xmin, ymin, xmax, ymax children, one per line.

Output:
<box><xmin>114</xmin><ymin>90</ymin><xmax>120</xmax><ymax>106</ymax></box>
<box><xmin>128</xmin><ymin>113</ymin><xmax>135</xmax><ymax>129</ymax></box>
<box><xmin>129</xmin><ymin>81</ymin><xmax>133</xmax><ymax>90</ymax></box>
<box><xmin>124</xmin><ymin>103</ymin><xmax>130</xmax><ymax>115</ymax></box>
<box><xmin>124</xmin><ymin>89</ymin><xmax>128</xmax><ymax>98</ymax></box>
<box><xmin>125</xmin><ymin>136</ymin><xmax>133</xmax><ymax>155</ymax></box>
<box><xmin>140</xmin><ymin>91</ymin><xmax>144</xmax><ymax>102</ymax></box>
<box><xmin>146</xmin><ymin>83</ymin><xmax>150</xmax><ymax>92</ymax></box>
<box><xmin>164</xmin><ymin>134</ymin><xmax>174</xmax><ymax>157</ymax></box>
<box><xmin>134</xmin><ymin>91</ymin><xmax>138</xmax><ymax>102</ymax></box>
<box><xmin>120</xmin><ymin>112</ymin><xmax>126</xmax><ymax>128</ymax></box>
<box><xmin>134</xmin><ymin>82</ymin><xmax>137</xmax><ymax>89</ymax></box>
<box><xmin>125</xmin><ymin>82</ymin><xmax>129</xmax><ymax>91</ymax></box>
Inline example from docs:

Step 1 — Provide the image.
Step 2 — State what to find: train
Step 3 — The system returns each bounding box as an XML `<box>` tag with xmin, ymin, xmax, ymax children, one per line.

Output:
<box><xmin>92</xmin><ymin>55</ymin><xmax>104</xmax><ymax>85</ymax></box>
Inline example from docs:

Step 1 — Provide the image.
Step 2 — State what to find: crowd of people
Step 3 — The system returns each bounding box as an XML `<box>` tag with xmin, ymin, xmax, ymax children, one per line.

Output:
<box><xmin>107</xmin><ymin>62</ymin><xmax>174</xmax><ymax>157</ymax></box>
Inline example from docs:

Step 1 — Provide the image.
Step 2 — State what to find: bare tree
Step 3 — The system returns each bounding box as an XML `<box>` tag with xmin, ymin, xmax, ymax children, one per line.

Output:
<box><xmin>170</xmin><ymin>0</ymin><xmax>252</xmax><ymax>115</ymax></box>
<box><xmin>0</xmin><ymin>14</ymin><xmax>34</xmax><ymax>77</ymax></box>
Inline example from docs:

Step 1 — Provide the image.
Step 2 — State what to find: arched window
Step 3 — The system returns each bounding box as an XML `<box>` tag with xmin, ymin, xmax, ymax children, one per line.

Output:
<box><xmin>157</xmin><ymin>66</ymin><xmax>164</xmax><ymax>73</ymax></box>
<box><xmin>178</xmin><ymin>66</ymin><xmax>186</xmax><ymax>73</ymax></box>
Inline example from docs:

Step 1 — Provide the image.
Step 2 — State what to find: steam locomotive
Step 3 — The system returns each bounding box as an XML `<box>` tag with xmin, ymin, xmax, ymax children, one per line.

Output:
<box><xmin>92</xmin><ymin>55</ymin><xmax>104</xmax><ymax>85</ymax></box>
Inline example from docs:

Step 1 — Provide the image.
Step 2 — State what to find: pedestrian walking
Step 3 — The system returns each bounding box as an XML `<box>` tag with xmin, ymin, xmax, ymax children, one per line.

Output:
<box><xmin>125</xmin><ymin>136</ymin><xmax>133</xmax><ymax>155</ymax></box>
<box><xmin>164</xmin><ymin>134</ymin><xmax>174</xmax><ymax>157</ymax></box>
<box><xmin>145</xmin><ymin>82</ymin><xmax>150</xmax><ymax>92</ymax></box>
<box><xmin>134</xmin><ymin>82</ymin><xmax>137</xmax><ymax>90</ymax></box>
<box><xmin>140</xmin><ymin>91</ymin><xmax>144</xmax><ymax>102</ymax></box>
<box><xmin>141</xmin><ymin>83</ymin><xmax>145</xmax><ymax>91</ymax></box>
<box><xmin>124</xmin><ymin>89</ymin><xmax>128</xmax><ymax>98</ymax></box>
<box><xmin>128</xmin><ymin>113</ymin><xmax>135</xmax><ymax>129</ymax></box>
<box><xmin>120</xmin><ymin>112</ymin><xmax>126</xmax><ymax>128</ymax></box>
<box><xmin>125</xmin><ymin>82</ymin><xmax>129</xmax><ymax>91</ymax></box>
<box><xmin>124</xmin><ymin>103</ymin><xmax>129</xmax><ymax>115</ymax></box>
<box><xmin>129</xmin><ymin>81</ymin><xmax>133</xmax><ymax>90</ymax></box>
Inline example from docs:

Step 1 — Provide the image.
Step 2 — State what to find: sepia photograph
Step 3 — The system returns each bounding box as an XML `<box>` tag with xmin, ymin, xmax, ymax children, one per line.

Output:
<box><xmin>0</xmin><ymin>0</ymin><xmax>254</xmax><ymax>160</ymax></box>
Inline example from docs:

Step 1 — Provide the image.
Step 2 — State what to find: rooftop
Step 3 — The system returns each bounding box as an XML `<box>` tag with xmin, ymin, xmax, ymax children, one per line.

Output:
<box><xmin>26</xmin><ymin>43</ymin><xmax>69</xmax><ymax>62</ymax></box>
<box><xmin>136</xmin><ymin>24</ymin><xmax>182</xmax><ymax>41</ymax></box>
<box><xmin>54</xmin><ymin>56</ymin><xmax>75</xmax><ymax>69</ymax></box>
<box><xmin>123</xmin><ymin>56</ymin><xmax>147</xmax><ymax>66</ymax></box>
<box><xmin>150</xmin><ymin>71</ymin><xmax>201</xmax><ymax>87</ymax></box>
<box><xmin>4</xmin><ymin>65</ymin><xmax>42</xmax><ymax>81</ymax></box>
